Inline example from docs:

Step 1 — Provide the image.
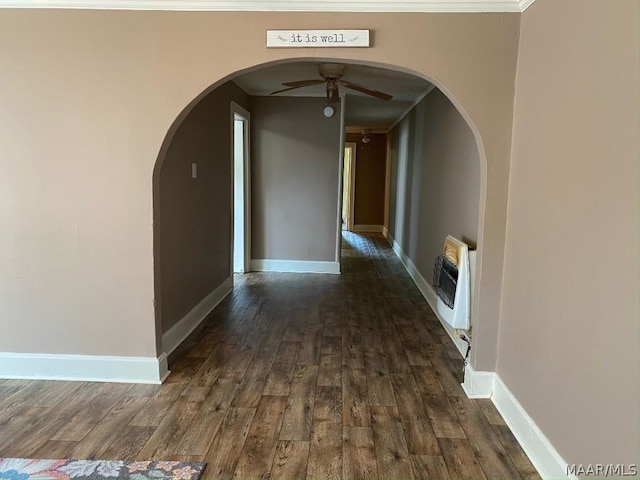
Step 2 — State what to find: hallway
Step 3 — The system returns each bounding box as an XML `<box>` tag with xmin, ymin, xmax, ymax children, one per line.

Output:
<box><xmin>0</xmin><ymin>233</ymin><xmax>538</xmax><ymax>479</ymax></box>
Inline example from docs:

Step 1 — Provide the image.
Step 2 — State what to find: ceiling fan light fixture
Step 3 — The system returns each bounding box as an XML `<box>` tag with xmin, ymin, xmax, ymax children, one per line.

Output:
<box><xmin>269</xmin><ymin>63</ymin><xmax>393</xmax><ymax>102</ymax></box>
<box><xmin>361</xmin><ymin>129</ymin><xmax>372</xmax><ymax>144</ymax></box>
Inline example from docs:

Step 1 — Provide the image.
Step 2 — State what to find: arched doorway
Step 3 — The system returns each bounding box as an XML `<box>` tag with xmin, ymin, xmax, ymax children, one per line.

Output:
<box><xmin>153</xmin><ymin>58</ymin><xmax>490</xmax><ymax>378</ymax></box>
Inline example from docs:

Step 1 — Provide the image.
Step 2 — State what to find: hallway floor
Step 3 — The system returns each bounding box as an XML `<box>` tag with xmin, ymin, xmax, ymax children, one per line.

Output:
<box><xmin>0</xmin><ymin>233</ymin><xmax>539</xmax><ymax>479</ymax></box>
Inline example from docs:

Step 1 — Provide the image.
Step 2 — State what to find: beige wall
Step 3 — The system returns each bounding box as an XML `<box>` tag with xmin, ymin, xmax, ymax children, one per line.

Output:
<box><xmin>154</xmin><ymin>81</ymin><xmax>249</xmax><ymax>334</ymax></box>
<box><xmin>0</xmin><ymin>10</ymin><xmax>519</xmax><ymax>364</ymax></box>
<box><xmin>346</xmin><ymin>133</ymin><xmax>387</xmax><ymax>227</ymax></box>
<box><xmin>499</xmin><ymin>0</ymin><xmax>639</xmax><ymax>466</ymax></box>
<box><xmin>250</xmin><ymin>96</ymin><xmax>342</xmax><ymax>262</ymax></box>
<box><xmin>388</xmin><ymin>89</ymin><xmax>480</xmax><ymax>286</ymax></box>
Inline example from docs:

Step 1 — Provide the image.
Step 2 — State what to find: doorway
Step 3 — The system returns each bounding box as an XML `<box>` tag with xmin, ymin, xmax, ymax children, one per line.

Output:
<box><xmin>152</xmin><ymin>58</ymin><xmax>489</xmax><ymax>381</ymax></box>
<box><xmin>232</xmin><ymin>102</ymin><xmax>251</xmax><ymax>273</ymax></box>
<box><xmin>342</xmin><ymin>142</ymin><xmax>357</xmax><ymax>232</ymax></box>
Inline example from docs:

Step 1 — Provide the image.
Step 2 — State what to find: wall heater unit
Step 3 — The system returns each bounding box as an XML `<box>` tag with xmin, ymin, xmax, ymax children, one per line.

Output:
<box><xmin>433</xmin><ymin>235</ymin><xmax>476</xmax><ymax>330</ymax></box>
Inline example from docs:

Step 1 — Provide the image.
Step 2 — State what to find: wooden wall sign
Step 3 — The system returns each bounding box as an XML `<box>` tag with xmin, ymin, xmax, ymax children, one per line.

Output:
<box><xmin>266</xmin><ymin>30</ymin><xmax>370</xmax><ymax>48</ymax></box>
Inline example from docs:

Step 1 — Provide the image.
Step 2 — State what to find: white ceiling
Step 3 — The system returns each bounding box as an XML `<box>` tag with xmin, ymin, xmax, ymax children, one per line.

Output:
<box><xmin>233</xmin><ymin>61</ymin><xmax>433</xmax><ymax>129</ymax></box>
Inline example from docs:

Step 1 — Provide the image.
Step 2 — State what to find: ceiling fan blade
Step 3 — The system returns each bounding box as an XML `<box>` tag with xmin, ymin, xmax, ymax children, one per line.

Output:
<box><xmin>270</xmin><ymin>84</ymin><xmax>312</xmax><ymax>96</ymax></box>
<box><xmin>339</xmin><ymin>80</ymin><xmax>393</xmax><ymax>101</ymax></box>
<box><xmin>282</xmin><ymin>79</ymin><xmax>325</xmax><ymax>87</ymax></box>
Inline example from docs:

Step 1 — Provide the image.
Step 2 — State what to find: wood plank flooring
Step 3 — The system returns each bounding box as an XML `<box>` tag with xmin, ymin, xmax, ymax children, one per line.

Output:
<box><xmin>0</xmin><ymin>233</ymin><xmax>540</xmax><ymax>479</ymax></box>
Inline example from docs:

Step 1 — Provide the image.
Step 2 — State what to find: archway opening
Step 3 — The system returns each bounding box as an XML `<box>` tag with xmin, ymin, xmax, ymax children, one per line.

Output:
<box><xmin>152</xmin><ymin>57</ymin><xmax>488</xmax><ymax>373</ymax></box>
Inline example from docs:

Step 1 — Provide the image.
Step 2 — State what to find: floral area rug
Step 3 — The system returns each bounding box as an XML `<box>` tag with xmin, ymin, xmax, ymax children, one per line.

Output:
<box><xmin>0</xmin><ymin>458</ymin><xmax>205</xmax><ymax>480</ymax></box>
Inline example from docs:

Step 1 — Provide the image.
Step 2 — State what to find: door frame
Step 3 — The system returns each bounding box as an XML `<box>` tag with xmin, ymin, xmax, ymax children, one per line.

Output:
<box><xmin>334</xmin><ymin>95</ymin><xmax>346</xmax><ymax>268</ymax></box>
<box><xmin>230</xmin><ymin>101</ymin><xmax>251</xmax><ymax>274</ymax></box>
<box><xmin>344</xmin><ymin>141</ymin><xmax>357</xmax><ymax>232</ymax></box>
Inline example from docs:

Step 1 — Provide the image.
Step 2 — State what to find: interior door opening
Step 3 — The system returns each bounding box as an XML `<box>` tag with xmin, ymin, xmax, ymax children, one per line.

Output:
<box><xmin>232</xmin><ymin>103</ymin><xmax>250</xmax><ymax>273</ymax></box>
<box><xmin>342</xmin><ymin>142</ymin><xmax>357</xmax><ymax>232</ymax></box>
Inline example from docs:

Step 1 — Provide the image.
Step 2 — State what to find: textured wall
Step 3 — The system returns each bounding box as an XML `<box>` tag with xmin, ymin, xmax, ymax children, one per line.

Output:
<box><xmin>498</xmin><ymin>0</ymin><xmax>639</xmax><ymax>466</ymax></box>
<box><xmin>251</xmin><ymin>96</ymin><xmax>342</xmax><ymax>262</ymax></box>
<box><xmin>388</xmin><ymin>89</ymin><xmax>480</xmax><ymax>287</ymax></box>
<box><xmin>0</xmin><ymin>9</ymin><xmax>518</xmax><ymax>365</ymax></box>
<box><xmin>155</xmin><ymin>81</ymin><xmax>249</xmax><ymax>334</ymax></box>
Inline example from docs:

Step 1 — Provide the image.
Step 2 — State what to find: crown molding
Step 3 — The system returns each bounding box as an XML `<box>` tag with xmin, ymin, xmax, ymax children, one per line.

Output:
<box><xmin>389</xmin><ymin>84</ymin><xmax>436</xmax><ymax>131</ymax></box>
<box><xmin>1</xmin><ymin>0</ymin><xmax>535</xmax><ymax>13</ymax></box>
<box><xmin>518</xmin><ymin>0</ymin><xmax>536</xmax><ymax>11</ymax></box>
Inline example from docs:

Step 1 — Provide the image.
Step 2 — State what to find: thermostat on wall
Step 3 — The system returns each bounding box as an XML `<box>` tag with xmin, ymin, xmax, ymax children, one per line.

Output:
<box><xmin>323</xmin><ymin>106</ymin><xmax>335</xmax><ymax>118</ymax></box>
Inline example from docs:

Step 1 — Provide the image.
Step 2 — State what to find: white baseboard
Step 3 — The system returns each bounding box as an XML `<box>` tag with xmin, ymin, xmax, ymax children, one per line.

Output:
<box><xmin>384</xmin><ymin>231</ymin><xmax>467</xmax><ymax>357</ymax></box>
<box><xmin>352</xmin><ymin>224</ymin><xmax>384</xmax><ymax>233</ymax></box>
<box><xmin>157</xmin><ymin>353</ymin><xmax>169</xmax><ymax>382</ymax></box>
<box><xmin>0</xmin><ymin>351</ymin><xmax>168</xmax><ymax>384</ymax></box>
<box><xmin>492</xmin><ymin>374</ymin><xmax>576</xmax><ymax>480</ymax></box>
<box><xmin>251</xmin><ymin>259</ymin><xmax>340</xmax><ymax>274</ymax></box>
<box><xmin>382</xmin><ymin>226</ymin><xmax>389</xmax><ymax>238</ymax></box>
<box><xmin>162</xmin><ymin>276</ymin><xmax>233</xmax><ymax>355</ymax></box>
<box><xmin>459</xmin><ymin>366</ymin><xmax>574</xmax><ymax>480</ymax></box>
<box><xmin>461</xmin><ymin>363</ymin><xmax>494</xmax><ymax>398</ymax></box>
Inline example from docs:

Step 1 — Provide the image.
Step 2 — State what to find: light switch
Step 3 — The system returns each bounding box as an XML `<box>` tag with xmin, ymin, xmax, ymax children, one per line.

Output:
<box><xmin>191</xmin><ymin>163</ymin><xmax>197</xmax><ymax>179</ymax></box>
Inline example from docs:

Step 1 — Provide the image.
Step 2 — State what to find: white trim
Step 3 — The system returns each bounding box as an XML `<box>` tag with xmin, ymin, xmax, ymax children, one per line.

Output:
<box><xmin>519</xmin><ymin>0</ymin><xmax>536</xmax><ymax>11</ymax></box>
<box><xmin>0</xmin><ymin>351</ymin><xmax>168</xmax><ymax>384</ymax></box>
<box><xmin>158</xmin><ymin>352</ymin><xmax>169</xmax><ymax>382</ymax></box>
<box><xmin>352</xmin><ymin>224</ymin><xmax>383</xmax><ymax>233</ymax></box>
<box><xmin>384</xmin><ymin>231</ymin><xmax>467</xmax><ymax>356</ymax></box>
<box><xmin>383</xmin><ymin>136</ymin><xmax>391</xmax><ymax>232</ymax></box>
<box><xmin>461</xmin><ymin>363</ymin><xmax>493</xmax><ymax>398</ymax></box>
<box><xmin>0</xmin><ymin>0</ymin><xmax>535</xmax><ymax>12</ymax></box>
<box><xmin>457</xmin><ymin>367</ymin><xmax>575</xmax><ymax>479</ymax></box>
<box><xmin>251</xmin><ymin>259</ymin><xmax>340</xmax><ymax>274</ymax></box>
<box><xmin>231</xmin><ymin>102</ymin><xmax>251</xmax><ymax>274</ymax></box>
<box><xmin>344</xmin><ymin>141</ymin><xmax>357</xmax><ymax>233</ymax></box>
<box><xmin>389</xmin><ymin>85</ymin><xmax>436</xmax><ymax>131</ymax></box>
<box><xmin>335</xmin><ymin>96</ymin><xmax>347</xmax><ymax>263</ymax></box>
<box><xmin>492</xmin><ymin>374</ymin><xmax>576</xmax><ymax>480</ymax></box>
<box><xmin>162</xmin><ymin>276</ymin><xmax>233</xmax><ymax>355</ymax></box>
<box><xmin>382</xmin><ymin>226</ymin><xmax>389</xmax><ymax>238</ymax></box>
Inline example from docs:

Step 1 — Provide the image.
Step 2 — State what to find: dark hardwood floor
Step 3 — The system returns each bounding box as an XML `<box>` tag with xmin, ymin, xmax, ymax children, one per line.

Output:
<box><xmin>0</xmin><ymin>233</ymin><xmax>540</xmax><ymax>479</ymax></box>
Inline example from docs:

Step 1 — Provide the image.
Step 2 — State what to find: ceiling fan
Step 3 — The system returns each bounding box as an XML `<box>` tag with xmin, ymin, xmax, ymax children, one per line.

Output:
<box><xmin>270</xmin><ymin>63</ymin><xmax>393</xmax><ymax>104</ymax></box>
